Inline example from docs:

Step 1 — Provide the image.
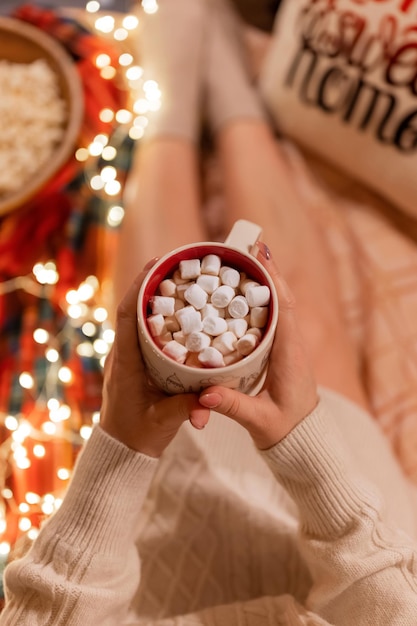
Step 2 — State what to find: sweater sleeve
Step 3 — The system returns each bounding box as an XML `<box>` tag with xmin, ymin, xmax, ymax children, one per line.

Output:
<box><xmin>0</xmin><ymin>425</ymin><xmax>159</xmax><ymax>626</ymax></box>
<box><xmin>259</xmin><ymin>401</ymin><xmax>417</xmax><ymax>625</ymax></box>
<box><xmin>3</xmin><ymin>405</ymin><xmax>417</xmax><ymax>626</ymax></box>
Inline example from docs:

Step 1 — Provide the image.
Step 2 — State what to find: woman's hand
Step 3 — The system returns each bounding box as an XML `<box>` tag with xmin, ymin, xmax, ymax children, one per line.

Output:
<box><xmin>199</xmin><ymin>244</ymin><xmax>319</xmax><ymax>449</ymax></box>
<box><xmin>100</xmin><ymin>261</ymin><xmax>210</xmax><ymax>457</ymax></box>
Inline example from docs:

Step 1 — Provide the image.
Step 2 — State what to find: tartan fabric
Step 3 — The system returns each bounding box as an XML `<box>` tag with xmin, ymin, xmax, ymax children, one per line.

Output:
<box><xmin>0</xmin><ymin>6</ymin><xmax>133</xmax><ymax>556</ymax></box>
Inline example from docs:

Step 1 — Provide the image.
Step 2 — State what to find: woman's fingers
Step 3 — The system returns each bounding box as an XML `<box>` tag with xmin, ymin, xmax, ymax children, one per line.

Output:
<box><xmin>136</xmin><ymin>394</ymin><xmax>211</xmax><ymax>457</ymax></box>
<box><xmin>197</xmin><ymin>246</ymin><xmax>319</xmax><ymax>449</ymax></box>
<box><xmin>160</xmin><ymin>394</ymin><xmax>211</xmax><ymax>431</ymax></box>
<box><xmin>256</xmin><ymin>244</ymin><xmax>303</xmax><ymax>373</ymax></box>
<box><xmin>198</xmin><ymin>387</ymin><xmax>254</xmax><ymax>424</ymax></box>
<box><xmin>102</xmin><ymin>258</ymin><xmax>212</xmax><ymax>457</ymax></box>
<box><xmin>198</xmin><ymin>387</ymin><xmax>280</xmax><ymax>449</ymax></box>
<box><xmin>257</xmin><ymin>245</ymin><xmax>318</xmax><ymax>408</ymax></box>
<box><xmin>112</xmin><ymin>260</ymin><xmax>159</xmax><ymax>369</ymax></box>
<box><xmin>256</xmin><ymin>242</ymin><xmax>297</xmax><ymax>320</ymax></box>
<box><xmin>116</xmin><ymin>258</ymin><xmax>158</xmax><ymax>324</ymax></box>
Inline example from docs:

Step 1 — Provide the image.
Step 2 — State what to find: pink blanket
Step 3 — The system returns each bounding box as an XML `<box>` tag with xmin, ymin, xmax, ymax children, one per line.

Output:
<box><xmin>203</xmin><ymin>141</ymin><xmax>417</xmax><ymax>485</ymax></box>
<box><xmin>278</xmin><ymin>145</ymin><xmax>417</xmax><ymax>484</ymax></box>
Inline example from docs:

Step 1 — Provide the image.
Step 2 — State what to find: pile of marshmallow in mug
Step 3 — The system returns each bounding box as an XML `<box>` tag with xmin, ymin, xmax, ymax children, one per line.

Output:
<box><xmin>147</xmin><ymin>254</ymin><xmax>271</xmax><ymax>368</ymax></box>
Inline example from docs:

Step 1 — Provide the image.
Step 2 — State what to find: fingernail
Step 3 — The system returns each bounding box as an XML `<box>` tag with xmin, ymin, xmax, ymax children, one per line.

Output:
<box><xmin>257</xmin><ymin>242</ymin><xmax>271</xmax><ymax>260</ymax></box>
<box><xmin>199</xmin><ymin>392</ymin><xmax>222</xmax><ymax>408</ymax></box>
<box><xmin>190</xmin><ymin>418</ymin><xmax>206</xmax><ymax>430</ymax></box>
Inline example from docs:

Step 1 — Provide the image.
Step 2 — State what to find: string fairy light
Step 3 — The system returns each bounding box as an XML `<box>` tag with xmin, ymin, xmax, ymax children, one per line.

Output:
<box><xmin>0</xmin><ymin>0</ymin><xmax>160</xmax><ymax>566</ymax></box>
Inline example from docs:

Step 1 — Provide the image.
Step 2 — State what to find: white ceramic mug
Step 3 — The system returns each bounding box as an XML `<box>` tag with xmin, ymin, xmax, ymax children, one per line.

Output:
<box><xmin>136</xmin><ymin>220</ymin><xmax>279</xmax><ymax>395</ymax></box>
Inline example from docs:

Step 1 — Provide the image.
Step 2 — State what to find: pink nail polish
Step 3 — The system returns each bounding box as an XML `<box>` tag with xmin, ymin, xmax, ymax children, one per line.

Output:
<box><xmin>257</xmin><ymin>242</ymin><xmax>271</xmax><ymax>260</ymax></box>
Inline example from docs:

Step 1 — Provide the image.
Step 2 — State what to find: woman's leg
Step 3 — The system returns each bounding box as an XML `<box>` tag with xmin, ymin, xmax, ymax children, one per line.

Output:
<box><xmin>205</xmin><ymin>0</ymin><xmax>368</xmax><ymax>409</ymax></box>
<box><xmin>218</xmin><ymin>122</ymin><xmax>368</xmax><ymax>409</ymax></box>
<box><xmin>113</xmin><ymin>139</ymin><xmax>206</xmax><ymax>306</ymax></box>
<box><xmin>112</xmin><ymin>0</ymin><xmax>208</xmax><ymax>307</ymax></box>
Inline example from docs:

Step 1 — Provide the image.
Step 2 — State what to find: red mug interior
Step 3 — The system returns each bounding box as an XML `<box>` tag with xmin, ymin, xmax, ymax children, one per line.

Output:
<box><xmin>141</xmin><ymin>244</ymin><xmax>275</xmax><ymax>364</ymax></box>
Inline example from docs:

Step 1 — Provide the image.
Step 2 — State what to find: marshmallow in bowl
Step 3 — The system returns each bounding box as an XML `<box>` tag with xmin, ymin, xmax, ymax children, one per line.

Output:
<box><xmin>202</xmin><ymin>316</ymin><xmax>228</xmax><ymax>336</ymax></box>
<box><xmin>146</xmin><ymin>254</ymin><xmax>270</xmax><ymax>367</ymax></box>
<box><xmin>179</xmin><ymin>259</ymin><xmax>201</xmax><ymax>280</ymax></box>
<box><xmin>198</xmin><ymin>346</ymin><xmax>225</xmax><ymax>368</ymax></box>
<box><xmin>150</xmin><ymin>296</ymin><xmax>176</xmax><ymax>316</ymax></box>
<box><xmin>246</xmin><ymin>285</ymin><xmax>271</xmax><ymax>308</ymax></box>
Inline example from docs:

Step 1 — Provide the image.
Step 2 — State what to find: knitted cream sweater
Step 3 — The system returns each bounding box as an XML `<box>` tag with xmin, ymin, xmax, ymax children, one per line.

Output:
<box><xmin>1</xmin><ymin>390</ymin><xmax>417</xmax><ymax>625</ymax></box>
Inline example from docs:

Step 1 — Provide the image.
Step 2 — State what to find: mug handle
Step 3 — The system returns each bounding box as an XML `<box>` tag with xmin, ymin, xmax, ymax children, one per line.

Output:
<box><xmin>224</xmin><ymin>219</ymin><xmax>263</xmax><ymax>256</ymax></box>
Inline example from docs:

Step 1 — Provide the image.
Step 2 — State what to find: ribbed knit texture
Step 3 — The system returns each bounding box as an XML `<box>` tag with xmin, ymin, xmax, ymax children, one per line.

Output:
<box><xmin>47</xmin><ymin>426</ymin><xmax>158</xmax><ymax>554</ymax></box>
<box><xmin>2</xmin><ymin>392</ymin><xmax>417</xmax><ymax>625</ymax></box>
<box><xmin>261</xmin><ymin>406</ymin><xmax>380</xmax><ymax>537</ymax></box>
<box><xmin>1</xmin><ymin>427</ymin><xmax>158</xmax><ymax>625</ymax></box>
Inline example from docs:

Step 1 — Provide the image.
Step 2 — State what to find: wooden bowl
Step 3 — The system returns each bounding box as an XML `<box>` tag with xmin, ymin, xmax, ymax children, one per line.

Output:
<box><xmin>0</xmin><ymin>16</ymin><xmax>84</xmax><ymax>216</ymax></box>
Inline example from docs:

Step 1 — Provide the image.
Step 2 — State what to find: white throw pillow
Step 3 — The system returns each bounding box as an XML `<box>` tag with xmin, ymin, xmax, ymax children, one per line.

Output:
<box><xmin>259</xmin><ymin>0</ymin><xmax>417</xmax><ymax>217</ymax></box>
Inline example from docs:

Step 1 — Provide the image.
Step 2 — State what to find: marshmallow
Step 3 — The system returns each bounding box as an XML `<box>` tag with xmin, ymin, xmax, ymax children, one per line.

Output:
<box><xmin>201</xmin><ymin>254</ymin><xmax>221</xmax><ymax>276</ymax></box>
<box><xmin>250</xmin><ymin>306</ymin><xmax>269</xmax><ymax>328</ymax></box>
<box><xmin>173</xmin><ymin>330</ymin><xmax>186</xmax><ymax>345</ymax></box>
<box><xmin>185</xmin><ymin>331</ymin><xmax>211</xmax><ymax>352</ymax></box>
<box><xmin>224</xmin><ymin>351</ymin><xmax>243</xmax><ymax>365</ymax></box>
<box><xmin>237</xmin><ymin>333</ymin><xmax>259</xmax><ymax>356</ymax></box>
<box><xmin>179</xmin><ymin>258</ymin><xmax>201</xmax><ymax>280</ymax></box>
<box><xmin>198</xmin><ymin>346</ymin><xmax>225</xmax><ymax>368</ymax></box>
<box><xmin>212</xmin><ymin>331</ymin><xmax>237</xmax><ymax>355</ymax></box>
<box><xmin>175</xmin><ymin>306</ymin><xmax>203</xmax><ymax>334</ymax></box>
<box><xmin>173</xmin><ymin>270</ymin><xmax>189</xmax><ymax>285</ymax></box>
<box><xmin>211</xmin><ymin>285</ymin><xmax>235</xmax><ymax>308</ymax></box>
<box><xmin>228</xmin><ymin>295</ymin><xmax>249</xmax><ymax>319</ymax></box>
<box><xmin>246</xmin><ymin>285</ymin><xmax>270</xmax><ymax>308</ymax></box>
<box><xmin>151</xmin><ymin>296</ymin><xmax>175</xmax><ymax>316</ymax></box>
<box><xmin>147</xmin><ymin>313</ymin><xmax>165</xmax><ymax>337</ymax></box>
<box><xmin>174</xmin><ymin>298</ymin><xmax>185</xmax><ymax>311</ymax></box>
<box><xmin>162</xmin><ymin>340</ymin><xmax>188</xmax><ymax>363</ymax></box>
<box><xmin>197</xmin><ymin>274</ymin><xmax>220</xmax><ymax>294</ymax></box>
<box><xmin>146</xmin><ymin>254</ymin><xmax>271</xmax><ymax>370</ymax></box>
<box><xmin>202</xmin><ymin>316</ymin><xmax>228</xmax><ymax>336</ymax></box>
<box><xmin>164</xmin><ymin>315</ymin><xmax>181</xmax><ymax>333</ymax></box>
<box><xmin>201</xmin><ymin>303</ymin><xmax>223</xmax><ymax>319</ymax></box>
<box><xmin>176</xmin><ymin>282</ymin><xmax>194</xmax><ymax>301</ymax></box>
<box><xmin>184</xmin><ymin>283</ymin><xmax>208</xmax><ymax>310</ymax></box>
<box><xmin>220</xmin><ymin>266</ymin><xmax>240</xmax><ymax>288</ymax></box>
<box><xmin>154</xmin><ymin>331</ymin><xmax>173</xmax><ymax>348</ymax></box>
<box><xmin>185</xmin><ymin>352</ymin><xmax>201</xmax><ymax>368</ymax></box>
<box><xmin>247</xmin><ymin>327</ymin><xmax>262</xmax><ymax>340</ymax></box>
<box><xmin>240</xmin><ymin>278</ymin><xmax>260</xmax><ymax>295</ymax></box>
<box><xmin>226</xmin><ymin>318</ymin><xmax>248</xmax><ymax>338</ymax></box>
<box><xmin>158</xmin><ymin>278</ymin><xmax>177</xmax><ymax>297</ymax></box>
